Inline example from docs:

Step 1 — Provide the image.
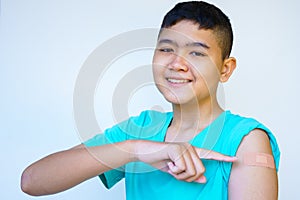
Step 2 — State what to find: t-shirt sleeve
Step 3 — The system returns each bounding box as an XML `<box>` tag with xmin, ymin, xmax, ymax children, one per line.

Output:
<box><xmin>83</xmin><ymin>124</ymin><xmax>128</xmax><ymax>189</ymax></box>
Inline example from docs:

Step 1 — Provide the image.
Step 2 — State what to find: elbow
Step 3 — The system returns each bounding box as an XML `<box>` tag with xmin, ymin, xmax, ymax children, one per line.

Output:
<box><xmin>20</xmin><ymin>168</ymin><xmax>42</xmax><ymax>196</ymax></box>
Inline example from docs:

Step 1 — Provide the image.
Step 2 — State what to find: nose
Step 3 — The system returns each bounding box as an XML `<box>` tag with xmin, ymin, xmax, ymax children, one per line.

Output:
<box><xmin>168</xmin><ymin>54</ymin><xmax>189</xmax><ymax>72</ymax></box>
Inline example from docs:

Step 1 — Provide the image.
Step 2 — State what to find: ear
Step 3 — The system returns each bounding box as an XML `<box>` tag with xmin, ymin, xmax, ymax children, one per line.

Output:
<box><xmin>220</xmin><ymin>57</ymin><xmax>236</xmax><ymax>83</ymax></box>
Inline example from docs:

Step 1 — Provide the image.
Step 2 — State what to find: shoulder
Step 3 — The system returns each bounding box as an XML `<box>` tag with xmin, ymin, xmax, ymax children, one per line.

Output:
<box><xmin>224</xmin><ymin>111</ymin><xmax>264</xmax><ymax>132</ymax></box>
<box><xmin>237</xmin><ymin>129</ymin><xmax>272</xmax><ymax>153</ymax></box>
<box><xmin>115</xmin><ymin>110</ymin><xmax>172</xmax><ymax>139</ymax></box>
<box><xmin>220</xmin><ymin>111</ymin><xmax>280</xmax><ymax>170</ymax></box>
<box><xmin>84</xmin><ymin>110</ymin><xmax>172</xmax><ymax>145</ymax></box>
<box><xmin>223</xmin><ymin>111</ymin><xmax>276</xmax><ymax>146</ymax></box>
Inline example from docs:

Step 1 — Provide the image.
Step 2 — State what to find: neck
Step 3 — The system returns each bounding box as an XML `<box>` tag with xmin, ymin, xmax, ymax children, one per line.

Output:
<box><xmin>170</xmin><ymin>97</ymin><xmax>224</xmax><ymax>131</ymax></box>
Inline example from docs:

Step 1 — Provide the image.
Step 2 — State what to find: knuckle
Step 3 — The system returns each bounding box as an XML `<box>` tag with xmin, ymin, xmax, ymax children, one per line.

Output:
<box><xmin>173</xmin><ymin>144</ymin><xmax>184</xmax><ymax>155</ymax></box>
<box><xmin>199</xmin><ymin>166</ymin><xmax>206</xmax><ymax>174</ymax></box>
<box><xmin>176</xmin><ymin>165</ymin><xmax>186</xmax><ymax>172</ymax></box>
<box><xmin>188</xmin><ymin>169</ymin><xmax>196</xmax><ymax>176</ymax></box>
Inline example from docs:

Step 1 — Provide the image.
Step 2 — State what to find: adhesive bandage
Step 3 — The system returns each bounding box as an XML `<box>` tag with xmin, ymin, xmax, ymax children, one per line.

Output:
<box><xmin>243</xmin><ymin>152</ymin><xmax>275</xmax><ymax>169</ymax></box>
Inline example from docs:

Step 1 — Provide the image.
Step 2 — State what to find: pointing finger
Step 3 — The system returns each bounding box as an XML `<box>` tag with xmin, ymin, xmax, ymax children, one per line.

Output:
<box><xmin>196</xmin><ymin>148</ymin><xmax>238</xmax><ymax>162</ymax></box>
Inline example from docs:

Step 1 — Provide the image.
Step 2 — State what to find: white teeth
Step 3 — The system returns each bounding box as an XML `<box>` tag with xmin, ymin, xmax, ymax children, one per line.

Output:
<box><xmin>167</xmin><ymin>78</ymin><xmax>190</xmax><ymax>83</ymax></box>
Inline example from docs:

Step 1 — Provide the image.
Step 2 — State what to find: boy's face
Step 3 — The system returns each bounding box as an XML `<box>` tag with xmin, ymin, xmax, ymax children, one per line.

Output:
<box><xmin>152</xmin><ymin>20</ymin><xmax>225</xmax><ymax>105</ymax></box>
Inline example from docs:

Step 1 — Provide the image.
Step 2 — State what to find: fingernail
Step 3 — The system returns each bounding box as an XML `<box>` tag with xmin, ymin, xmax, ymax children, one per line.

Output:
<box><xmin>195</xmin><ymin>176</ymin><xmax>206</xmax><ymax>183</ymax></box>
<box><xmin>167</xmin><ymin>162</ymin><xmax>175</xmax><ymax>168</ymax></box>
<box><xmin>225</xmin><ymin>156</ymin><xmax>238</xmax><ymax>162</ymax></box>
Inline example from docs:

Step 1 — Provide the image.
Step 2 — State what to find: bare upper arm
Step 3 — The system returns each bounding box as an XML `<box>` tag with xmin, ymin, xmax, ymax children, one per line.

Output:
<box><xmin>228</xmin><ymin>129</ymin><xmax>278</xmax><ymax>200</ymax></box>
<box><xmin>70</xmin><ymin>144</ymin><xmax>85</xmax><ymax>149</ymax></box>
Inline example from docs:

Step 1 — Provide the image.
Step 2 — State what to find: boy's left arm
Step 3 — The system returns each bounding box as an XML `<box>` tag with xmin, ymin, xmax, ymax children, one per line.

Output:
<box><xmin>228</xmin><ymin>129</ymin><xmax>278</xmax><ymax>200</ymax></box>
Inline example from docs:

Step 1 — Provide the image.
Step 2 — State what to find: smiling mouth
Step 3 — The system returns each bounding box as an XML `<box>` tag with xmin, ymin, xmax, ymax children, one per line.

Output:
<box><xmin>167</xmin><ymin>78</ymin><xmax>191</xmax><ymax>84</ymax></box>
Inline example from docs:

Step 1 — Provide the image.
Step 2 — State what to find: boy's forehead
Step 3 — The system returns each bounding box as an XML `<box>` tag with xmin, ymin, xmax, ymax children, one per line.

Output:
<box><xmin>158</xmin><ymin>28</ymin><xmax>202</xmax><ymax>45</ymax></box>
<box><xmin>158</xmin><ymin>21</ymin><xmax>218</xmax><ymax>48</ymax></box>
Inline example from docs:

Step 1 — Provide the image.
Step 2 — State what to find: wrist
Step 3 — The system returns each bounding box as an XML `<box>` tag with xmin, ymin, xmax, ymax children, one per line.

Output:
<box><xmin>131</xmin><ymin>140</ymin><xmax>168</xmax><ymax>163</ymax></box>
<box><xmin>123</xmin><ymin>140</ymin><xmax>139</xmax><ymax>162</ymax></box>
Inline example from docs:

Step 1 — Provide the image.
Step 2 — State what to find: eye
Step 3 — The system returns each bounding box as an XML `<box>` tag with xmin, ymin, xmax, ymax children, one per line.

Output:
<box><xmin>157</xmin><ymin>48</ymin><xmax>174</xmax><ymax>53</ymax></box>
<box><xmin>190</xmin><ymin>51</ymin><xmax>206</xmax><ymax>57</ymax></box>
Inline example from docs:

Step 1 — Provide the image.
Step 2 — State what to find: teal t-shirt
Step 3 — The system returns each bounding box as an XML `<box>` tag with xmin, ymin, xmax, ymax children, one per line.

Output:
<box><xmin>84</xmin><ymin>110</ymin><xmax>280</xmax><ymax>200</ymax></box>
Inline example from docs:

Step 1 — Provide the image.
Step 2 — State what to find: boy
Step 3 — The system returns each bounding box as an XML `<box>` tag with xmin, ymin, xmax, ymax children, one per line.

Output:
<box><xmin>21</xmin><ymin>1</ymin><xmax>280</xmax><ymax>199</ymax></box>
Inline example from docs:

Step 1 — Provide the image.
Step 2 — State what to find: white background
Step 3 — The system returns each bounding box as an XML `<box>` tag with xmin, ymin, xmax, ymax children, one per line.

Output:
<box><xmin>1</xmin><ymin>0</ymin><xmax>299</xmax><ymax>199</ymax></box>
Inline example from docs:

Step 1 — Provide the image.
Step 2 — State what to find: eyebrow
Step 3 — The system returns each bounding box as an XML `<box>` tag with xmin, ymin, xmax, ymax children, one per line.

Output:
<box><xmin>186</xmin><ymin>41</ymin><xmax>210</xmax><ymax>49</ymax></box>
<box><xmin>158</xmin><ymin>39</ymin><xmax>210</xmax><ymax>49</ymax></box>
<box><xmin>158</xmin><ymin>39</ymin><xmax>177</xmax><ymax>46</ymax></box>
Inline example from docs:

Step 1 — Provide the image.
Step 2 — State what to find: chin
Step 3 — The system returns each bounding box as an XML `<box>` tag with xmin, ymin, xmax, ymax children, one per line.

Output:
<box><xmin>163</xmin><ymin>93</ymin><xmax>192</xmax><ymax>105</ymax></box>
<box><xmin>157</xmin><ymin>85</ymin><xmax>197</xmax><ymax>105</ymax></box>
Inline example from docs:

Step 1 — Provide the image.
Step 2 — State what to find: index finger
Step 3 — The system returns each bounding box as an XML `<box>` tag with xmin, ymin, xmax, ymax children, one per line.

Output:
<box><xmin>196</xmin><ymin>148</ymin><xmax>238</xmax><ymax>162</ymax></box>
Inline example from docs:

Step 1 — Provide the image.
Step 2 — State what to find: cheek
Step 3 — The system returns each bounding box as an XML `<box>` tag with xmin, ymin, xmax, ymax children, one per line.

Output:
<box><xmin>152</xmin><ymin>63</ymin><xmax>163</xmax><ymax>83</ymax></box>
<box><xmin>191</xmin><ymin>59</ymin><xmax>220</xmax><ymax>80</ymax></box>
<box><xmin>152</xmin><ymin>51</ymin><xmax>174</xmax><ymax>67</ymax></box>
<box><xmin>152</xmin><ymin>53</ymin><xmax>169</xmax><ymax>80</ymax></box>
<box><xmin>190</xmin><ymin>62</ymin><xmax>221</xmax><ymax>93</ymax></box>
<box><xmin>152</xmin><ymin>51</ymin><xmax>162</xmax><ymax>66</ymax></box>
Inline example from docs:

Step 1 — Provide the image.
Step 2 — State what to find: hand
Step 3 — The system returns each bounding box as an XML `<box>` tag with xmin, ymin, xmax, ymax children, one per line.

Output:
<box><xmin>134</xmin><ymin>140</ymin><xmax>237</xmax><ymax>183</ymax></box>
<box><xmin>167</xmin><ymin>144</ymin><xmax>237</xmax><ymax>183</ymax></box>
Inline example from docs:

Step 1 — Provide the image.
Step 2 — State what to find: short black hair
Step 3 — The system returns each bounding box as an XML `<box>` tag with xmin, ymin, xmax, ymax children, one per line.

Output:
<box><xmin>160</xmin><ymin>1</ymin><xmax>233</xmax><ymax>60</ymax></box>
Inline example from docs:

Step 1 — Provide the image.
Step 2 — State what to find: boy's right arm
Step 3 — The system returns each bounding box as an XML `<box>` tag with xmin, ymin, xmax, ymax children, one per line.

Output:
<box><xmin>21</xmin><ymin>140</ymin><xmax>236</xmax><ymax>196</ymax></box>
<box><xmin>21</xmin><ymin>140</ymin><xmax>136</xmax><ymax>196</ymax></box>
